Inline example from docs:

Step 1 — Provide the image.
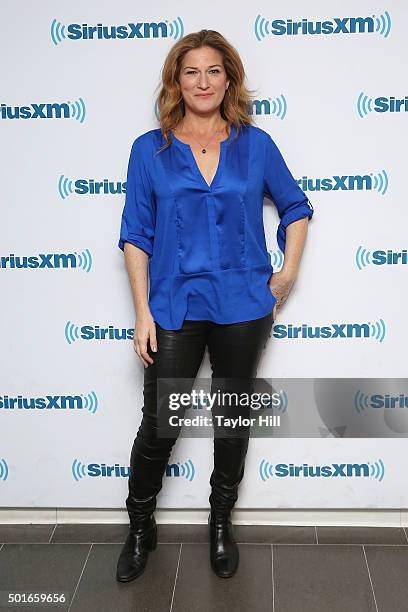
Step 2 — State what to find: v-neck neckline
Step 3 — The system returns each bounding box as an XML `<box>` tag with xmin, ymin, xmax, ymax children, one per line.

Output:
<box><xmin>170</xmin><ymin>124</ymin><xmax>236</xmax><ymax>191</ymax></box>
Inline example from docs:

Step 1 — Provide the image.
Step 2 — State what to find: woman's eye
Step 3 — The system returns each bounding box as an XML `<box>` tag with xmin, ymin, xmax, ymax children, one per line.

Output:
<box><xmin>185</xmin><ymin>69</ymin><xmax>221</xmax><ymax>75</ymax></box>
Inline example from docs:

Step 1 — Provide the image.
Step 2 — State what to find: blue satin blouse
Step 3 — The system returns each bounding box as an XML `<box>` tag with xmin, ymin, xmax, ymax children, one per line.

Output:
<box><xmin>118</xmin><ymin>123</ymin><xmax>314</xmax><ymax>330</ymax></box>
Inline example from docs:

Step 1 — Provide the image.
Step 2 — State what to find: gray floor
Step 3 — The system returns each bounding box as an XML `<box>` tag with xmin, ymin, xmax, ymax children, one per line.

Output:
<box><xmin>1</xmin><ymin>523</ymin><xmax>408</xmax><ymax>611</ymax></box>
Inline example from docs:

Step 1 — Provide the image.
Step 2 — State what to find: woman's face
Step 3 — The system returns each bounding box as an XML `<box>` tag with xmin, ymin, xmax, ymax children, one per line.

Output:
<box><xmin>178</xmin><ymin>46</ymin><xmax>230</xmax><ymax>117</ymax></box>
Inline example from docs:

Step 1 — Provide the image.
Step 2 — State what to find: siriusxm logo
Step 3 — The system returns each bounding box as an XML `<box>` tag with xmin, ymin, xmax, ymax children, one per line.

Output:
<box><xmin>358</xmin><ymin>93</ymin><xmax>408</xmax><ymax>117</ymax></box>
<box><xmin>273</xmin><ymin>319</ymin><xmax>386</xmax><ymax>342</ymax></box>
<box><xmin>65</xmin><ymin>322</ymin><xmax>133</xmax><ymax>344</ymax></box>
<box><xmin>0</xmin><ymin>392</ymin><xmax>98</xmax><ymax>413</ymax></box>
<box><xmin>260</xmin><ymin>459</ymin><xmax>385</xmax><ymax>481</ymax></box>
<box><xmin>51</xmin><ymin>17</ymin><xmax>184</xmax><ymax>45</ymax></box>
<box><xmin>0</xmin><ymin>250</ymin><xmax>92</xmax><ymax>272</ymax></box>
<box><xmin>298</xmin><ymin>170</ymin><xmax>388</xmax><ymax>195</ymax></box>
<box><xmin>72</xmin><ymin>458</ymin><xmax>195</xmax><ymax>480</ymax></box>
<box><xmin>58</xmin><ymin>175</ymin><xmax>126</xmax><ymax>199</ymax></box>
<box><xmin>0</xmin><ymin>98</ymin><xmax>86</xmax><ymax>123</ymax></box>
<box><xmin>247</xmin><ymin>96</ymin><xmax>287</xmax><ymax>119</ymax></box>
<box><xmin>254</xmin><ymin>12</ymin><xmax>391</xmax><ymax>40</ymax></box>
<box><xmin>0</xmin><ymin>458</ymin><xmax>9</xmax><ymax>481</ymax></box>
<box><xmin>355</xmin><ymin>391</ymin><xmax>408</xmax><ymax>412</ymax></box>
<box><xmin>356</xmin><ymin>246</ymin><xmax>408</xmax><ymax>269</ymax></box>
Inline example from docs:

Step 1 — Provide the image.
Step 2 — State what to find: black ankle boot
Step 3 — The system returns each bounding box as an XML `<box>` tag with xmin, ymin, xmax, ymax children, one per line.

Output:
<box><xmin>208</xmin><ymin>510</ymin><xmax>239</xmax><ymax>578</ymax></box>
<box><xmin>116</xmin><ymin>515</ymin><xmax>157</xmax><ymax>582</ymax></box>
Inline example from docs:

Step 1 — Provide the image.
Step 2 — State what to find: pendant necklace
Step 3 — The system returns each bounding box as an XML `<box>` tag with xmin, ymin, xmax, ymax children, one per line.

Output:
<box><xmin>176</xmin><ymin>121</ymin><xmax>226</xmax><ymax>154</ymax></box>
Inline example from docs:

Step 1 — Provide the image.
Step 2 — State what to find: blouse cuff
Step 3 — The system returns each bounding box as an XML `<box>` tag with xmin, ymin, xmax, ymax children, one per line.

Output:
<box><xmin>118</xmin><ymin>235</ymin><xmax>153</xmax><ymax>257</ymax></box>
<box><xmin>276</xmin><ymin>202</ymin><xmax>314</xmax><ymax>254</ymax></box>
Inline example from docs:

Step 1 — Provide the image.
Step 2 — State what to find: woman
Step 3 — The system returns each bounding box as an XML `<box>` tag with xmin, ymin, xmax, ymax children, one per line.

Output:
<box><xmin>116</xmin><ymin>29</ymin><xmax>314</xmax><ymax>582</ymax></box>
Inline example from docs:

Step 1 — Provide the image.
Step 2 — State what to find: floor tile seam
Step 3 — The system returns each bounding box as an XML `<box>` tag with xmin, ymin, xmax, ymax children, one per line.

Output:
<box><xmin>362</xmin><ymin>545</ymin><xmax>379</xmax><ymax>612</ymax></box>
<box><xmin>67</xmin><ymin>543</ymin><xmax>93</xmax><ymax>612</ymax></box>
<box><xmin>169</xmin><ymin>543</ymin><xmax>182</xmax><ymax>612</ymax></box>
<box><xmin>48</xmin><ymin>524</ymin><xmax>58</xmax><ymax>544</ymax></box>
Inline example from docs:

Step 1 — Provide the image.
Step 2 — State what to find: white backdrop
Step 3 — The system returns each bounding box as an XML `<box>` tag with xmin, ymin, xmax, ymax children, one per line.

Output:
<box><xmin>1</xmin><ymin>0</ymin><xmax>407</xmax><ymax>509</ymax></box>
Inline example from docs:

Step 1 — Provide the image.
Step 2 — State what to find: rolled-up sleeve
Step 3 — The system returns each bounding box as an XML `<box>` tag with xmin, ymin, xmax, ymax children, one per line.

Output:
<box><xmin>263</xmin><ymin>133</ymin><xmax>314</xmax><ymax>253</ymax></box>
<box><xmin>118</xmin><ymin>136</ymin><xmax>156</xmax><ymax>257</ymax></box>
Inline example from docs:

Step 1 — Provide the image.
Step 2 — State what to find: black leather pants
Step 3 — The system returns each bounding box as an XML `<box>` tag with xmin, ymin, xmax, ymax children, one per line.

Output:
<box><xmin>126</xmin><ymin>312</ymin><xmax>274</xmax><ymax>524</ymax></box>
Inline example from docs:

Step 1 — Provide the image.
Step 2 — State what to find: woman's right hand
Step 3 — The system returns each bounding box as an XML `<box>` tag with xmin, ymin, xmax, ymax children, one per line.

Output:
<box><xmin>269</xmin><ymin>269</ymin><xmax>296</xmax><ymax>323</ymax></box>
<box><xmin>133</xmin><ymin>312</ymin><xmax>157</xmax><ymax>368</ymax></box>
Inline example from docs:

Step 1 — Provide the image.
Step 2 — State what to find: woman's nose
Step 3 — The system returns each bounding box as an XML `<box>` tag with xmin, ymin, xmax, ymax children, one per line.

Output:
<box><xmin>198</xmin><ymin>75</ymin><xmax>209</xmax><ymax>88</ymax></box>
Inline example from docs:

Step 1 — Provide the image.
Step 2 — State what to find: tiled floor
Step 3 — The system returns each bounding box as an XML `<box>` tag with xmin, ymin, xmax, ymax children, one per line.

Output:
<box><xmin>1</xmin><ymin>523</ymin><xmax>408</xmax><ymax>611</ymax></box>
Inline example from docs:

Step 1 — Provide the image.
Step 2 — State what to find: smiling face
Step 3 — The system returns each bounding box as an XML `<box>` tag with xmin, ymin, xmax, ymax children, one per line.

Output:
<box><xmin>178</xmin><ymin>46</ymin><xmax>230</xmax><ymax>117</ymax></box>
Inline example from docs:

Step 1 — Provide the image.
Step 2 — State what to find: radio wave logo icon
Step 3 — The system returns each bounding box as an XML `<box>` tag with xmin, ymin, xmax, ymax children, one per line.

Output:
<box><xmin>58</xmin><ymin>175</ymin><xmax>73</xmax><ymax>199</ymax></box>
<box><xmin>370</xmin><ymin>318</ymin><xmax>386</xmax><ymax>342</ymax></box>
<box><xmin>269</xmin><ymin>249</ymin><xmax>284</xmax><ymax>270</ymax></box>
<box><xmin>375</xmin><ymin>11</ymin><xmax>391</xmax><ymax>38</ymax></box>
<box><xmin>372</xmin><ymin>170</ymin><xmax>388</xmax><ymax>195</ymax></box>
<box><xmin>168</xmin><ymin>16</ymin><xmax>184</xmax><ymax>39</ymax></box>
<box><xmin>83</xmin><ymin>391</ymin><xmax>98</xmax><ymax>414</ymax></box>
<box><xmin>357</xmin><ymin>92</ymin><xmax>374</xmax><ymax>118</ymax></box>
<box><xmin>370</xmin><ymin>458</ymin><xmax>385</xmax><ymax>481</ymax></box>
<box><xmin>180</xmin><ymin>459</ymin><xmax>195</xmax><ymax>481</ymax></box>
<box><xmin>72</xmin><ymin>459</ymin><xmax>87</xmax><ymax>481</ymax></box>
<box><xmin>259</xmin><ymin>459</ymin><xmax>274</xmax><ymax>481</ymax></box>
<box><xmin>354</xmin><ymin>390</ymin><xmax>369</xmax><ymax>413</ymax></box>
<box><xmin>0</xmin><ymin>458</ymin><xmax>9</xmax><ymax>481</ymax></box>
<box><xmin>269</xmin><ymin>95</ymin><xmax>287</xmax><ymax>119</ymax></box>
<box><xmin>50</xmin><ymin>18</ymin><xmax>66</xmax><ymax>45</ymax></box>
<box><xmin>65</xmin><ymin>321</ymin><xmax>80</xmax><ymax>344</ymax></box>
<box><xmin>69</xmin><ymin>97</ymin><xmax>86</xmax><ymax>123</ymax></box>
<box><xmin>75</xmin><ymin>248</ymin><xmax>92</xmax><ymax>272</ymax></box>
<box><xmin>355</xmin><ymin>246</ymin><xmax>372</xmax><ymax>270</ymax></box>
<box><xmin>254</xmin><ymin>15</ymin><xmax>271</xmax><ymax>41</ymax></box>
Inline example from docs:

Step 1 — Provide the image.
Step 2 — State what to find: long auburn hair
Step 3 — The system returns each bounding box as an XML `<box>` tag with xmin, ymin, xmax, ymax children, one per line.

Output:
<box><xmin>155</xmin><ymin>29</ymin><xmax>255</xmax><ymax>152</ymax></box>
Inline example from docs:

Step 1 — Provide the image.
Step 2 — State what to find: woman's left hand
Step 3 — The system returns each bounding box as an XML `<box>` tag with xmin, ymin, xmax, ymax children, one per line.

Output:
<box><xmin>269</xmin><ymin>270</ymin><xmax>296</xmax><ymax>321</ymax></box>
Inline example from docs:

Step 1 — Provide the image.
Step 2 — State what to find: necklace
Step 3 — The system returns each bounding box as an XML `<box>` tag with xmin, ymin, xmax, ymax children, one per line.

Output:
<box><xmin>175</xmin><ymin>121</ymin><xmax>226</xmax><ymax>154</ymax></box>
